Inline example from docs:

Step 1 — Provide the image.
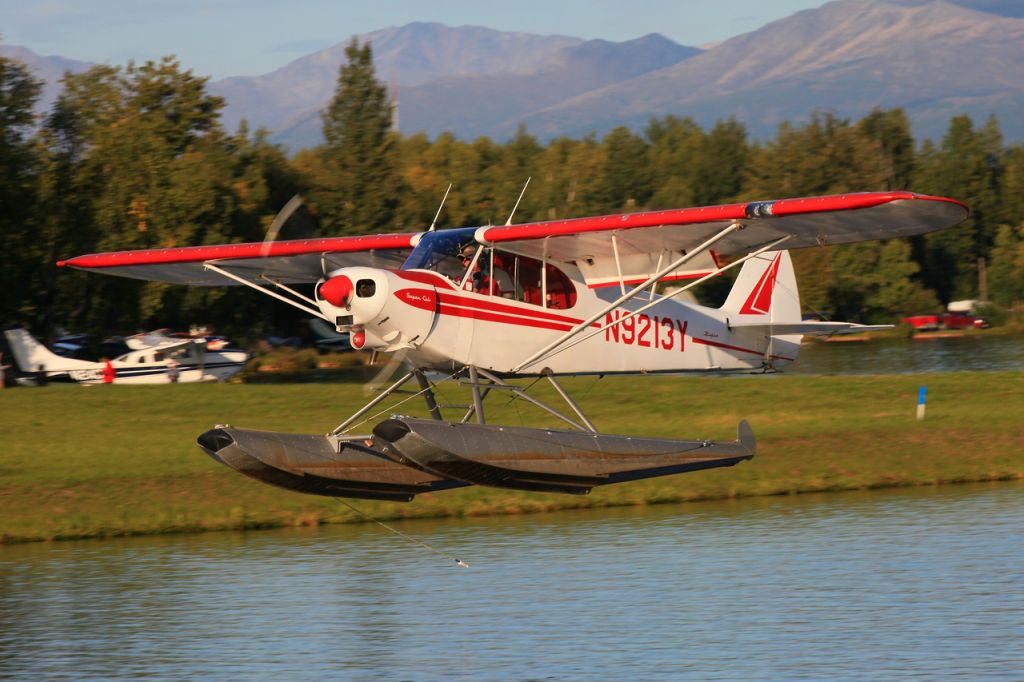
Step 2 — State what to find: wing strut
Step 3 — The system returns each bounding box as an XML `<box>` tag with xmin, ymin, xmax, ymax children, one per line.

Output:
<box><xmin>522</xmin><ymin>235</ymin><xmax>793</xmax><ymax>370</ymax></box>
<box><xmin>542</xmin><ymin>369</ymin><xmax>597</xmax><ymax>432</ymax></box>
<box><xmin>611</xmin><ymin>234</ymin><xmax>626</xmax><ymax>295</ymax></box>
<box><xmin>474</xmin><ymin>367</ymin><xmax>593</xmax><ymax>432</ymax></box>
<box><xmin>258</xmin><ymin>275</ymin><xmax>319</xmax><ymax>308</ymax></box>
<box><xmin>508</xmin><ymin>221</ymin><xmax>744</xmax><ymax>374</ymax></box>
<box><xmin>203</xmin><ymin>262</ymin><xmax>329</xmax><ymax>321</ymax></box>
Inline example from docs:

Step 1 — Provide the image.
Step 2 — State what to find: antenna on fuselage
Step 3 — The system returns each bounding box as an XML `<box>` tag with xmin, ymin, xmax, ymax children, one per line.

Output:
<box><xmin>504</xmin><ymin>177</ymin><xmax>531</xmax><ymax>226</ymax></box>
<box><xmin>428</xmin><ymin>183</ymin><xmax>453</xmax><ymax>232</ymax></box>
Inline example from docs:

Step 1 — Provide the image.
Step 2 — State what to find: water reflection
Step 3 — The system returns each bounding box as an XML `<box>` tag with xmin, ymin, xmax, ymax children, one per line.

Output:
<box><xmin>791</xmin><ymin>333</ymin><xmax>1024</xmax><ymax>375</ymax></box>
<box><xmin>1</xmin><ymin>483</ymin><xmax>1021</xmax><ymax>680</ymax></box>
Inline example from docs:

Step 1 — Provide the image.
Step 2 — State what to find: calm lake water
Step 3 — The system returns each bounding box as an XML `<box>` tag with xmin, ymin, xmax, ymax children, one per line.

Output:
<box><xmin>250</xmin><ymin>333</ymin><xmax>1024</xmax><ymax>384</ymax></box>
<box><xmin>791</xmin><ymin>333</ymin><xmax>1024</xmax><ymax>375</ymax></box>
<box><xmin>1</xmin><ymin>482</ymin><xmax>1021</xmax><ymax>680</ymax></box>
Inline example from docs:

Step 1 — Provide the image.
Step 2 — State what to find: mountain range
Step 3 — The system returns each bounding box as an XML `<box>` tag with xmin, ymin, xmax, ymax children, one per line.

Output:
<box><xmin>3</xmin><ymin>0</ymin><xmax>1023</xmax><ymax>149</ymax></box>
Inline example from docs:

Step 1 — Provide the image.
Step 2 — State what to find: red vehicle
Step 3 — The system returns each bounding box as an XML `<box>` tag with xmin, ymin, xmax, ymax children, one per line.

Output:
<box><xmin>902</xmin><ymin>313</ymin><xmax>987</xmax><ymax>331</ymax></box>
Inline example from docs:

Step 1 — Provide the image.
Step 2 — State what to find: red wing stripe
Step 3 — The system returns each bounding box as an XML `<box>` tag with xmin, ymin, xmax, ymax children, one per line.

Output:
<box><xmin>59</xmin><ymin>233</ymin><xmax>418</xmax><ymax>269</ymax></box>
<box><xmin>480</xmin><ymin>192</ymin><xmax>967</xmax><ymax>242</ymax></box>
<box><xmin>693</xmin><ymin>337</ymin><xmax>794</xmax><ymax>362</ymax></box>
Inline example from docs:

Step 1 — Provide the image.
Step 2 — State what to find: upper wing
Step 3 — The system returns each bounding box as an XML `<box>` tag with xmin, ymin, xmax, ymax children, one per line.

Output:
<box><xmin>58</xmin><ymin>193</ymin><xmax>967</xmax><ymax>289</ymax></box>
<box><xmin>475</xmin><ymin>192</ymin><xmax>968</xmax><ymax>287</ymax></box>
<box><xmin>58</xmin><ymin>233</ymin><xmax>420</xmax><ymax>285</ymax></box>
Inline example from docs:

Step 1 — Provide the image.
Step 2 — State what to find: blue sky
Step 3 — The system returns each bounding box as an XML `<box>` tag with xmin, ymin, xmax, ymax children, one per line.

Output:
<box><xmin>5</xmin><ymin>0</ymin><xmax>833</xmax><ymax>80</ymax></box>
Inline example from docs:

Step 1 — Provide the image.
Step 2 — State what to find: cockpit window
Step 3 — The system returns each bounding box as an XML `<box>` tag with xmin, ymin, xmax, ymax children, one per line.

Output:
<box><xmin>400</xmin><ymin>227</ymin><xmax>478</xmax><ymax>282</ymax></box>
<box><xmin>400</xmin><ymin>227</ymin><xmax>576</xmax><ymax>308</ymax></box>
<box><xmin>494</xmin><ymin>254</ymin><xmax>577</xmax><ymax>309</ymax></box>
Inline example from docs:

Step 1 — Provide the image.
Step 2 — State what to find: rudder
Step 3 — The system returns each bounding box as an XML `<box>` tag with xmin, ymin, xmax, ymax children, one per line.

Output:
<box><xmin>720</xmin><ymin>250</ymin><xmax>801</xmax><ymax>325</ymax></box>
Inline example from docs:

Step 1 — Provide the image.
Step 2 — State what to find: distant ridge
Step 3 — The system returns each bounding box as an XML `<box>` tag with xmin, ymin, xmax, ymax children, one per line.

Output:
<box><xmin>4</xmin><ymin>0</ymin><xmax>1024</xmax><ymax>147</ymax></box>
<box><xmin>503</xmin><ymin>0</ymin><xmax>1024</xmax><ymax>142</ymax></box>
<box><xmin>211</xmin><ymin>23</ymin><xmax>583</xmax><ymax>137</ymax></box>
<box><xmin>0</xmin><ymin>44</ymin><xmax>93</xmax><ymax>118</ymax></box>
<box><xmin>270</xmin><ymin>32</ymin><xmax>701</xmax><ymax>150</ymax></box>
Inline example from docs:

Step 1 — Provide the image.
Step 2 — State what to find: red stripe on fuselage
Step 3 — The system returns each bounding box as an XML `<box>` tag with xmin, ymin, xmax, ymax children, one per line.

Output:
<box><xmin>434</xmin><ymin>304</ymin><xmax>577</xmax><ymax>332</ymax></box>
<box><xmin>693</xmin><ymin>336</ymin><xmax>794</xmax><ymax>362</ymax></box>
<box><xmin>393</xmin><ymin>270</ymin><xmax>457</xmax><ymax>290</ymax></box>
<box><xmin>394</xmin><ymin>286</ymin><xmax>607</xmax><ymax>332</ymax></box>
<box><xmin>435</xmin><ymin>291</ymin><xmax>588</xmax><ymax>326</ymax></box>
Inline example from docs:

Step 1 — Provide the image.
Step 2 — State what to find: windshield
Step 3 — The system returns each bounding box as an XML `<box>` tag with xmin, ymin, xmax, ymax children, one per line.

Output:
<box><xmin>400</xmin><ymin>227</ymin><xmax>479</xmax><ymax>282</ymax></box>
<box><xmin>400</xmin><ymin>227</ymin><xmax>577</xmax><ymax>308</ymax></box>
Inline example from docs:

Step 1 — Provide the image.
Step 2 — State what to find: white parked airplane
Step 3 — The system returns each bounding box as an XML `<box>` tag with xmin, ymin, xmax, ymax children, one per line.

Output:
<box><xmin>59</xmin><ymin>191</ymin><xmax>968</xmax><ymax>499</ymax></box>
<box><xmin>3</xmin><ymin>328</ymin><xmax>248</xmax><ymax>384</ymax></box>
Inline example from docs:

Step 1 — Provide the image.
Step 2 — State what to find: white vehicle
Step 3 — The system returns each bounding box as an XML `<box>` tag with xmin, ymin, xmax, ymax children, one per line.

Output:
<box><xmin>4</xmin><ymin>328</ymin><xmax>248</xmax><ymax>384</ymax></box>
<box><xmin>59</xmin><ymin>191</ymin><xmax>968</xmax><ymax>500</ymax></box>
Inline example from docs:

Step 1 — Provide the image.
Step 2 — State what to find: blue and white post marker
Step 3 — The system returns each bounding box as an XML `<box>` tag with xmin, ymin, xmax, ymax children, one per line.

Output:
<box><xmin>916</xmin><ymin>385</ymin><xmax>927</xmax><ymax>421</ymax></box>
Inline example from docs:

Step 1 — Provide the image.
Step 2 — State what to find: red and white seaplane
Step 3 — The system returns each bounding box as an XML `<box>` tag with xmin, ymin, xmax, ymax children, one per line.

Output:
<box><xmin>60</xmin><ymin>191</ymin><xmax>967</xmax><ymax>501</ymax></box>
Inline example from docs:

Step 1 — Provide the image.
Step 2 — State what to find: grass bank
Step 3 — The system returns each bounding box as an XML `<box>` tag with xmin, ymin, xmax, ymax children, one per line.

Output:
<box><xmin>1</xmin><ymin>372</ymin><xmax>1021</xmax><ymax>544</ymax></box>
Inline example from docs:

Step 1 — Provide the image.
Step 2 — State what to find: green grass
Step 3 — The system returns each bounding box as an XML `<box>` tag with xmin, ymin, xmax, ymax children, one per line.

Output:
<box><xmin>1</xmin><ymin>371</ymin><xmax>1022</xmax><ymax>543</ymax></box>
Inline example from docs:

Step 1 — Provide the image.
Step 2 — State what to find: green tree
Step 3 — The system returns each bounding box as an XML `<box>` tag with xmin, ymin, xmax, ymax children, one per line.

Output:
<box><xmin>692</xmin><ymin>117</ymin><xmax>747</xmax><ymax>205</ymax></box>
<box><xmin>316</xmin><ymin>39</ymin><xmax>400</xmax><ymax>234</ymax></box>
<box><xmin>597</xmin><ymin>125</ymin><xmax>652</xmax><ymax>211</ymax></box>
<box><xmin>0</xmin><ymin>53</ymin><xmax>42</xmax><ymax>326</ymax></box>
<box><xmin>645</xmin><ymin>115</ymin><xmax>704</xmax><ymax>209</ymax></box>
<box><xmin>987</xmin><ymin>224</ymin><xmax>1024</xmax><ymax>306</ymax></box>
<box><xmin>533</xmin><ymin>135</ymin><xmax>606</xmax><ymax>221</ymax></box>
<box><xmin>1001</xmin><ymin>144</ymin><xmax>1024</xmax><ymax>231</ymax></box>
<box><xmin>857</xmin><ymin>108</ymin><xmax>916</xmax><ymax>190</ymax></box>
<box><xmin>39</xmin><ymin>58</ymin><xmax>242</xmax><ymax>332</ymax></box>
<box><xmin>863</xmin><ymin>239</ymin><xmax>940</xmax><ymax>319</ymax></box>
<box><xmin>745</xmin><ymin>111</ymin><xmax>883</xmax><ymax>198</ymax></box>
<box><xmin>913</xmin><ymin>115</ymin><xmax>1005</xmax><ymax>301</ymax></box>
<box><xmin>826</xmin><ymin>240</ymin><xmax>939</xmax><ymax>322</ymax></box>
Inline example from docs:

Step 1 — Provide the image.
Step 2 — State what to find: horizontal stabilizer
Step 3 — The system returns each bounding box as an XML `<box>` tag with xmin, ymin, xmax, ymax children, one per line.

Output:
<box><xmin>729</xmin><ymin>321</ymin><xmax>893</xmax><ymax>336</ymax></box>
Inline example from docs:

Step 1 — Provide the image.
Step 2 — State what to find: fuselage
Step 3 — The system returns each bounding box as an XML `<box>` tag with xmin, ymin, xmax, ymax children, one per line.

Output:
<box><xmin>69</xmin><ymin>344</ymin><xmax>248</xmax><ymax>384</ymax></box>
<box><xmin>314</xmin><ymin>230</ymin><xmax>800</xmax><ymax>376</ymax></box>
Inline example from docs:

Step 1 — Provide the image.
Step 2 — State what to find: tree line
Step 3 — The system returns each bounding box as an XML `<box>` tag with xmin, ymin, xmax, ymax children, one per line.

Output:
<box><xmin>2</xmin><ymin>40</ymin><xmax>1023</xmax><ymax>342</ymax></box>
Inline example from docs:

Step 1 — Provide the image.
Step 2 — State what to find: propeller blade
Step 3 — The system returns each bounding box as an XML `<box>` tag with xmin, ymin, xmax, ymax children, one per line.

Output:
<box><xmin>260</xmin><ymin>194</ymin><xmax>304</xmax><ymax>256</ymax></box>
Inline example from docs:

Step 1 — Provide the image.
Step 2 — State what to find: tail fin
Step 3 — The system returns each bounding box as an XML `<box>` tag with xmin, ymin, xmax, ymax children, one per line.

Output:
<box><xmin>720</xmin><ymin>250</ymin><xmax>801</xmax><ymax>325</ymax></box>
<box><xmin>3</xmin><ymin>329</ymin><xmax>92</xmax><ymax>373</ymax></box>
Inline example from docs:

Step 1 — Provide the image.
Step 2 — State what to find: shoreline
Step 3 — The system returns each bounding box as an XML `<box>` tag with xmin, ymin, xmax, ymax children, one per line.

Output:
<box><xmin>3</xmin><ymin>475</ymin><xmax>1020</xmax><ymax>547</ymax></box>
<box><xmin>2</xmin><ymin>372</ymin><xmax>1022</xmax><ymax>545</ymax></box>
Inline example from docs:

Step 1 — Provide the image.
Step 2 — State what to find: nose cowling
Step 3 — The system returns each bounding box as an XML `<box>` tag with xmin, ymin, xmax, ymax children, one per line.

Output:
<box><xmin>316</xmin><ymin>267</ymin><xmax>436</xmax><ymax>353</ymax></box>
<box><xmin>316</xmin><ymin>267</ymin><xmax>390</xmax><ymax>333</ymax></box>
<box><xmin>319</xmin><ymin>275</ymin><xmax>354</xmax><ymax>308</ymax></box>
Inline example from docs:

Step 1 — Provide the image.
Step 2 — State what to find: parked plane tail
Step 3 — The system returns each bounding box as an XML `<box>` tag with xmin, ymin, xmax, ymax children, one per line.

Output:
<box><xmin>3</xmin><ymin>329</ymin><xmax>93</xmax><ymax>373</ymax></box>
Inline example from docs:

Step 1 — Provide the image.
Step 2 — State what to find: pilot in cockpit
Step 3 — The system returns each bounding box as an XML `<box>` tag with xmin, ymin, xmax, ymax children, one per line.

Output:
<box><xmin>460</xmin><ymin>245</ymin><xmax>495</xmax><ymax>295</ymax></box>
